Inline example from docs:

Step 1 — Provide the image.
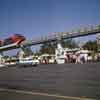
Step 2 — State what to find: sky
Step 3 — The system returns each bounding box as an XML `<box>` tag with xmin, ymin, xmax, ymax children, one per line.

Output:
<box><xmin>0</xmin><ymin>0</ymin><xmax>100</xmax><ymax>55</ymax></box>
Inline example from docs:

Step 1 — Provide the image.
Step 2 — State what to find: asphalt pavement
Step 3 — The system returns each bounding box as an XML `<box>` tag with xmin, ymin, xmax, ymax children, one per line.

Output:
<box><xmin>0</xmin><ymin>63</ymin><xmax>100</xmax><ymax>100</ymax></box>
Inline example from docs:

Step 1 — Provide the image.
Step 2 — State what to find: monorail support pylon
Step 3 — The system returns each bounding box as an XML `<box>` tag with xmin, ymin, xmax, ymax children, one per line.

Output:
<box><xmin>0</xmin><ymin>52</ymin><xmax>4</xmax><ymax>65</ymax></box>
<box><xmin>17</xmin><ymin>45</ymin><xmax>33</xmax><ymax>60</ymax></box>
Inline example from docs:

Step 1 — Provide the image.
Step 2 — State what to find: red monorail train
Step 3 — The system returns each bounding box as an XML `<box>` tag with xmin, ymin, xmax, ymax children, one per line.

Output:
<box><xmin>0</xmin><ymin>40</ymin><xmax>3</xmax><ymax>46</ymax></box>
<box><xmin>0</xmin><ymin>34</ymin><xmax>26</xmax><ymax>46</ymax></box>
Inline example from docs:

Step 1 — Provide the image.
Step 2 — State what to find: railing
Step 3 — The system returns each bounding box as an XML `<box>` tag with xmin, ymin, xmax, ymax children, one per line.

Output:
<box><xmin>29</xmin><ymin>24</ymin><xmax>100</xmax><ymax>45</ymax></box>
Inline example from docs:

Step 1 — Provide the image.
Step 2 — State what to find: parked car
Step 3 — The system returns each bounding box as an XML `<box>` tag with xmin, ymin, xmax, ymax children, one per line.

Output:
<box><xmin>19</xmin><ymin>56</ymin><xmax>39</xmax><ymax>66</ymax></box>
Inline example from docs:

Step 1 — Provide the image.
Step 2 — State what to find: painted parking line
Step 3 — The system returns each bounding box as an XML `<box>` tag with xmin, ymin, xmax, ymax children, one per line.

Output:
<box><xmin>0</xmin><ymin>88</ymin><xmax>94</xmax><ymax>100</ymax></box>
<box><xmin>0</xmin><ymin>65</ymin><xmax>7</xmax><ymax>68</ymax></box>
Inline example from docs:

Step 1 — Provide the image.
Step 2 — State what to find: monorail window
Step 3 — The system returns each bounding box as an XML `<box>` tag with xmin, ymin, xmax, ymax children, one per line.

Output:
<box><xmin>3</xmin><ymin>38</ymin><xmax>13</xmax><ymax>45</ymax></box>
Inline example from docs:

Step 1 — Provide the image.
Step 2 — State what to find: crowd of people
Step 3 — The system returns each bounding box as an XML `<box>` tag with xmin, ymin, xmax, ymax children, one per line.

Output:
<box><xmin>65</xmin><ymin>52</ymin><xmax>100</xmax><ymax>64</ymax></box>
<box><xmin>36</xmin><ymin>50</ymin><xmax>100</xmax><ymax>64</ymax></box>
<box><xmin>65</xmin><ymin>53</ymin><xmax>88</xmax><ymax>64</ymax></box>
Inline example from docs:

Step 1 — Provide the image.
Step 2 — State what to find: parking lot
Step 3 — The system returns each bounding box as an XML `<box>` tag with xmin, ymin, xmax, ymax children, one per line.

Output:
<box><xmin>0</xmin><ymin>63</ymin><xmax>100</xmax><ymax>99</ymax></box>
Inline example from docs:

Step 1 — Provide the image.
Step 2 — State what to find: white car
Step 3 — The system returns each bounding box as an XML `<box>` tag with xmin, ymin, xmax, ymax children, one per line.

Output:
<box><xmin>33</xmin><ymin>59</ymin><xmax>40</xmax><ymax>64</ymax></box>
<box><xmin>19</xmin><ymin>57</ymin><xmax>39</xmax><ymax>66</ymax></box>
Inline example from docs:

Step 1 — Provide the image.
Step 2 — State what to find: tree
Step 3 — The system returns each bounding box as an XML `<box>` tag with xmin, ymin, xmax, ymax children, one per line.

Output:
<box><xmin>39</xmin><ymin>39</ymin><xmax>78</xmax><ymax>54</ymax></box>
<box><xmin>40</xmin><ymin>42</ymin><xmax>57</xmax><ymax>54</ymax></box>
<box><xmin>82</xmin><ymin>40</ymin><xmax>97</xmax><ymax>52</ymax></box>
<box><xmin>61</xmin><ymin>39</ymin><xmax>78</xmax><ymax>48</ymax></box>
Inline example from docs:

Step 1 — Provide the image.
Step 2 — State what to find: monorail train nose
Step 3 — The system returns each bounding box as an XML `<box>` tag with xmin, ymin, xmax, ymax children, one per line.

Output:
<box><xmin>1</xmin><ymin>34</ymin><xmax>26</xmax><ymax>46</ymax></box>
<box><xmin>11</xmin><ymin>34</ymin><xmax>26</xmax><ymax>44</ymax></box>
